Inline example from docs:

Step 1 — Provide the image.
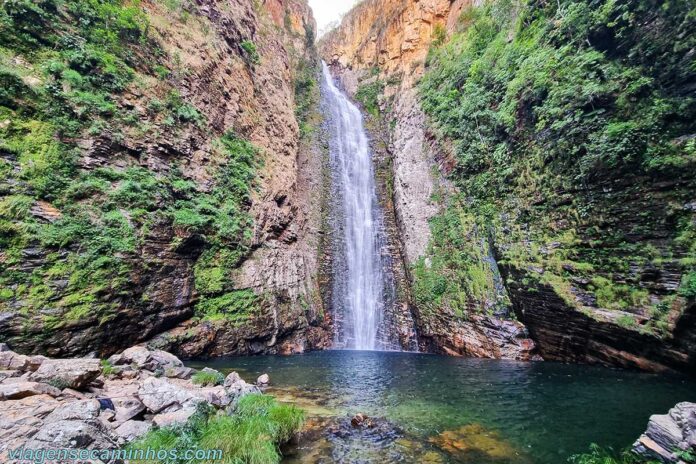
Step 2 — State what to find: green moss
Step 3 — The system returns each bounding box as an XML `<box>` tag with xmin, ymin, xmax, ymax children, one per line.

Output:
<box><xmin>412</xmin><ymin>199</ymin><xmax>506</xmax><ymax>318</ymax></box>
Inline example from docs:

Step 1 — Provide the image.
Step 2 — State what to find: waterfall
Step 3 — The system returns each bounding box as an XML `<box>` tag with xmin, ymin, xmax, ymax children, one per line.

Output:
<box><xmin>321</xmin><ymin>62</ymin><xmax>397</xmax><ymax>351</ymax></box>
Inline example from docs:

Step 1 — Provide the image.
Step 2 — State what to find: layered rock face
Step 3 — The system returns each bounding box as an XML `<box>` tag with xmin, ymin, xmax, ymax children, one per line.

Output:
<box><xmin>0</xmin><ymin>0</ymin><xmax>330</xmax><ymax>357</ymax></box>
<box><xmin>319</xmin><ymin>0</ymin><xmax>537</xmax><ymax>360</ymax></box>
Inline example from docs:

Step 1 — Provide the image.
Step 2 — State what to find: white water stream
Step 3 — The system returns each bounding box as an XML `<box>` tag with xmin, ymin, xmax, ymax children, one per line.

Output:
<box><xmin>321</xmin><ymin>62</ymin><xmax>387</xmax><ymax>350</ymax></box>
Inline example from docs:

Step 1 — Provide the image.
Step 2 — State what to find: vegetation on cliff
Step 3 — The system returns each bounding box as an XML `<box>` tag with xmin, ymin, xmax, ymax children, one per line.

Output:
<box><xmin>418</xmin><ymin>0</ymin><xmax>696</xmax><ymax>334</ymax></box>
<box><xmin>0</xmin><ymin>0</ymin><xmax>261</xmax><ymax>338</ymax></box>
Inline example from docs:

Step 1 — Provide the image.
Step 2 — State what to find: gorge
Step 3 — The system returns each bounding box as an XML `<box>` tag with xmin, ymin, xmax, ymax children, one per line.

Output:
<box><xmin>0</xmin><ymin>0</ymin><xmax>695</xmax><ymax>462</ymax></box>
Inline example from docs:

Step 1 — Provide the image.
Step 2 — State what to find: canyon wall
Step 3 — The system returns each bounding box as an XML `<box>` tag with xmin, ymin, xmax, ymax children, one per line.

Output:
<box><xmin>319</xmin><ymin>0</ymin><xmax>537</xmax><ymax>360</ymax></box>
<box><xmin>0</xmin><ymin>0</ymin><xmax>331</xmax><ymax>357</ymax></box>
<box><xmin>319</xmin><ymin>0</ymin><xmax>696</xmax><ymax>372</ymax></box>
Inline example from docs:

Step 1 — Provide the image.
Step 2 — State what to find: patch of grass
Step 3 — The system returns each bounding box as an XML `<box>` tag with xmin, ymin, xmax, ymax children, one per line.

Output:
<box><xmin>129</xmin><ymin>395</ymin><xmax>303</xmax><ymax>464</ymax></box>
<box><xmin>191</xmin><ymin>369</ymin><xmax>224</xmax><ymax>386</ymax></box>
<box><xmin>101</xmin><ymin>359</ymin><xmax>116</xmax><ymax>377</ymax></box>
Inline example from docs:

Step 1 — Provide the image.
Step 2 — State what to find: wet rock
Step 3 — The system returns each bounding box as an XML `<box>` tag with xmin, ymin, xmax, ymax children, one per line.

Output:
<box><xmin>351</xmin><ymin>413</ymin><xmax>369</xmax><ymax>427</ymax></box>
<box><xmin>30</xmin><ymin>358</ymin><xmax>101</xmax><ymax>390</ymax></box>
<box><xmin>0</xmin><ymin>381</ymin><xmax>62</xmax><ymax>400</ymax></box>
<box><xmin>257</xmin><ymin>373</ymin><xmax>270</xmax><ymax>386</ymax></box>
<box><xmin>633</xmin><ymin>402</ymin><xmax>696</xmax><ymax>463</ymax></box>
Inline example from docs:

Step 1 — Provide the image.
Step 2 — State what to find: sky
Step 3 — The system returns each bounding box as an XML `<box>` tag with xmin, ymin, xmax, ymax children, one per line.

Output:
<box><xmin>308</xmin><ymin>0</ymin><xmax>361</xmax><ymax>37</ymax></box>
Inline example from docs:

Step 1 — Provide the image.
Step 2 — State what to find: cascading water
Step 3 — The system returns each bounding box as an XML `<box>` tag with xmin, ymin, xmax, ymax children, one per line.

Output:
<box><xmin>321</xmin><ymin>62</ymin><xmax>398</xmax><ymax>351</ymax></box>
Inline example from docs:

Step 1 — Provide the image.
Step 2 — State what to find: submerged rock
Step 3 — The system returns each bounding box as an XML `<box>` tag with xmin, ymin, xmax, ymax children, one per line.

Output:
<box><xmin>429</xmin><ymin>423</ymin><xmax>532</xmax><ymax>463</ymax></box>
<box><xmin>633</xmin><ymin>402</ymin><xmax>696</xmax><ymax>463</ymax></box>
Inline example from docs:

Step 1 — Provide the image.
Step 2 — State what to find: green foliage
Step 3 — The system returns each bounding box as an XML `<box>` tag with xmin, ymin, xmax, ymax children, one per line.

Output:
<box><xmin>191</xmin><ymin>369</ymin><xmax>224</xmax><ymax>386</ymax></box>
<box><xmin>129</xmin><ymin>395</ymin><xmax>303</xmax><ymax>464</ymax></box>
<box><xmin>294</xmin><ymin>58</ymin><xmax>319</xmax><ymax>138</ymax></box>
<box><xmin>355</xmin><ymin>80</ymin><xmax>384</xmax><ymax>117</ymax></box>
<box><xmin>418</xmin><ymin>0</ymin><xmax>696</xmax><ymax>328</ymax></box>
<box><xmin>568</xmin><ymin>444</ymin><xmax>654</xmax><ymax>464</ymax></box>
<box><xmin>100</xmin><ymin>359</ymin><xmax>116</xmax><ymax>377</ymax></box>
<box><xmin>679</xmin><ymin>272</ymin><xmax>696</xmax><ymax>299</ymax></box>
<box><xmin>196</xmin><ymin>289</ymin><xmax>260</xmax><ymax>323</ymax></box>
<box><xmin>241</xmin><ymin>40</ymin><xmax>260</xmax><ymax>65</ymax></box>
<box><xmin>412</xmin><ymin>199</ymin><xmax>505</xmax><ymax>318</ymax></box>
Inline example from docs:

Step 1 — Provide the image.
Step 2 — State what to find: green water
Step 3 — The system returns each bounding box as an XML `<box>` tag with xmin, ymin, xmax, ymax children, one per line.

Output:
<box><xmin>191</xmin><ymin>351</ymin><xmax>696</xmax><ymax>463</ymax></box>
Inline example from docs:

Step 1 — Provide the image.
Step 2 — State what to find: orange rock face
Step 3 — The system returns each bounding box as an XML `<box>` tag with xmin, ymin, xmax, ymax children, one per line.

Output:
<box><xmin>320</xmin><ymin>0</ymin><xmax>474</xmax><ymax>82</ymax></box>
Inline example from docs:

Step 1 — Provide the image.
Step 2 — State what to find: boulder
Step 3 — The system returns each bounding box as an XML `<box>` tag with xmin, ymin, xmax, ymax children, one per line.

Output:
<box><xmin>0</xmin><ymin>381</ymin><xmax>61</xmax><ymax>400</ymax></box>
<box><xmin>633</xmin><ymin>402</ymin><xmax>696</xmax><ymax>463</ymax></box>
<box><xmin>0</xmin><ymin>351</ymin><xmax>30</xmax><ymax>371</ymax></box>
<box><xmin>223</xmin><ymin>372</ymin><xmax>260</xmax><ymax>401</ymax></box>
<box><xmin>152</xmin><ymin>407</ymin><xmax>197</xmax><ymax>427</ymax></box>
<box><xmin>25</xmin><ymin>419</ymin><xmax>114</xmax><ymax>450</ymax></box>
<box><xmin>0</xmin><ymin>370</ymin><xmax>19</xmax><ymax>382</ymax></box>
<box><xmin>43</xmin><ymin>400</ymin><xmax>101</xmax><ymax>423</ymax></box>
<box><xmin>110</xmin><ymin>346</ymin><xmax>183</xmax><ymax>372</ymax></box>
<box><xmin>30</xmin><ymin>358</ymin><xmax>101</xmax><ymax>390</ymax></box>
<box><xmin>114</xmin><ymin>400</ymin><xmax>146</xmax><ymax>424</ymax></box>
<box><xmin>257</xmin><ymin>373</ymin><xmax>270</xmax><ymax>386</ymax></box>
<box><xmin>165</xmin><ymin>366</ymin><xmax>194</xmax><ymax>379</ymax></box>
<box><xmin>201</xmin><ymin>386</ymin><xmax>233</xmax><ymax>408</ymax></box>
<box><xmin>137</xmin><ymin>377</ymin><xmax>203</xmax><ymax>414</ymax></box>
<box><xmin>115</xmin><ymin>420</ymin><xmax>151</xmax><ymax>441</ymax></box>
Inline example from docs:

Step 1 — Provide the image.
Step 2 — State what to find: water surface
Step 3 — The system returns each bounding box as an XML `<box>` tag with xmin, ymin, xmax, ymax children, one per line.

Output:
<box><xmin>192</xmin><ymin>351</ymin><xmax>696</xmax><ymax>463</ymax></box>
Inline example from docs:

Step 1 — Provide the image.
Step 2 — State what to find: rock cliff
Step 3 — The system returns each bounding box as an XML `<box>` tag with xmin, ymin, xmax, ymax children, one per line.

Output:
<box><xmin>0</xmin><ymin>0</ymin><xmax>331</xmax><ymax>357</ymax></box>
<box><xmin>319</xmin><ymin>0</ymin><xmax>537</xmax><ymax>360</ymax></box>
<box><xmin>319</xmin><ymin>0</ymin><xmax>696</xmax><ymax>372</ymax></box>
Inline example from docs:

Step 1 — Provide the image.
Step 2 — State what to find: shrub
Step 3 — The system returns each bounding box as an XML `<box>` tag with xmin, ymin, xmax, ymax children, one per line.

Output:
<box><xmin>355</xmin><ymin>80</ymin><xmax>384</xmax><ymax>117</ymax></box>
<box><xmin>241</xmin><ymin>40</ymin><xmax>260</xmax><ymax>65</ymax></box>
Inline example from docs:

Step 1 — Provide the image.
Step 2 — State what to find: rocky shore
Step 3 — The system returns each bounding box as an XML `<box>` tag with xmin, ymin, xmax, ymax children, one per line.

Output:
<box><xmin>0</xmin><ymin>344</ymin><xmax>263</xmax><ymax>462</ymax></box>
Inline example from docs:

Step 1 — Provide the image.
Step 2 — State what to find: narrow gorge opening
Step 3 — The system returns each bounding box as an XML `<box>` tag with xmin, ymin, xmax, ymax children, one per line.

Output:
<box><xmin>321</xmin><ymin>62</ymin><xmax>412</xmax><ymax>351</ymax></box>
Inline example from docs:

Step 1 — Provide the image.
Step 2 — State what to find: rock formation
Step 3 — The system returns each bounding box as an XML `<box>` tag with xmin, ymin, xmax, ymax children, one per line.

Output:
<box><xmin>0</xmin><ymin>0</ymin><xmax>331</xmax><ymax>358</ymax></box>
<box><xmin>318</xmin><ymin>0</ymin><xmax>696</xmax><ymax>372</ymax></box>
<box><xmin>633</xmin><ymin>402</ymin><xmax>696</xmax><ymax>463</ymax></box>
<box><xmin>0</xmin><ymin>345</ymin><xmax>260</xmax><ymax>461</ymax></box>
<box><xmin>319</xmin><ymin>0</ymin><xmax>537</xmax><ymax>360</ymax></box>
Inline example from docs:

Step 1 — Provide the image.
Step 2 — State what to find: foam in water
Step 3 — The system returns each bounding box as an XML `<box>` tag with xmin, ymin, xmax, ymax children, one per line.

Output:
<box><xmin>321</xmin><ymin>62</ymin><xmax>390</xmax><ymax>351</ymax></box>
